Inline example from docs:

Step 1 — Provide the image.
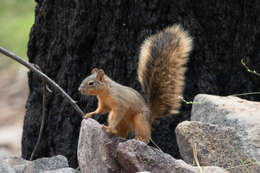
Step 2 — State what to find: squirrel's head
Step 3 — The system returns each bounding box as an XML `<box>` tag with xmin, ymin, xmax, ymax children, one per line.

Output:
<box><xmin>78</xmin><ymin>68</ymin><xmax>106</xmax><ymax>95</ymax></box>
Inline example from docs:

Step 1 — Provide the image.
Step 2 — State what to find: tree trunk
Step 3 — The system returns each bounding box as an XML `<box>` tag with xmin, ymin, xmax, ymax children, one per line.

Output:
<box><xmin>22</xmin><ymin>0</ymin><xmax>260</xmax><ymax>167</ymax></box>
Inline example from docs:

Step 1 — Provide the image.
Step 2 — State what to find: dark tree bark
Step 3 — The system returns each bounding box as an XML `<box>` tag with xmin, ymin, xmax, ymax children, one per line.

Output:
<box><xmin>22</xmin><ymin>0</ymin><xmax>260</xmax><ymax>167</ymax></box>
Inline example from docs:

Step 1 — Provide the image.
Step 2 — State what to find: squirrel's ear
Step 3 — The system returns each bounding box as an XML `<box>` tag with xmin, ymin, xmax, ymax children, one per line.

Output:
<box><xmin>97</xmin><ymin>69</ymin><xmax>105</xmax><ymax>81</ymax></box>
<box><xmin>91</xmin><ymin>68</ymin><xmax>99</xmax><ymax>74</ymax></box>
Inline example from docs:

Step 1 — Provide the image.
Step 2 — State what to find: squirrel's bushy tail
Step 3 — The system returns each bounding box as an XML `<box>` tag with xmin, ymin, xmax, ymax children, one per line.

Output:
<box><xmin>138</xmin><ymin>24</ymin><xmax>193</xmax><ymax>123</ymax></box>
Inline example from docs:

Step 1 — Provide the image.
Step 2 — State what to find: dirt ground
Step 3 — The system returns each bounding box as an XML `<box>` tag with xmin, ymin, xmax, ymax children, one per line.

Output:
<box><xmin>0</xmin><ymin>63</ymin><xmax>28</xmax><ymax>156</ymax></box>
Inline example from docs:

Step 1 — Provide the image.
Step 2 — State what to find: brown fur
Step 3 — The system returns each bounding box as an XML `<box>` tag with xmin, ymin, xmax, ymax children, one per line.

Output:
<box><xmin>138</xmin><ymin>24</ymin><xmax>193</xmax><ymax>122</ymax></box>
<box><xmin>79</xmin><ymin>25</ymin><xmax>192</xmax><ymax>143</ymax></box>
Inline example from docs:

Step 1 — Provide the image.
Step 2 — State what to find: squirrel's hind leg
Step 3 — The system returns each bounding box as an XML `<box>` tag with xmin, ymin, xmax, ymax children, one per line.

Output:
<box><xmin>103</xmin><ymin>109</ymin><xmax>125</xmax><ymax>134</ymax></box>
<box><xmin>114</xmin><ymin>121</ymin><xmax>130</xmax><ymax>138</ymax></box>
<box><xmin>133</xmin><ymin>113</ymin><xmax>151</xmax><ymax>144</ymax></box>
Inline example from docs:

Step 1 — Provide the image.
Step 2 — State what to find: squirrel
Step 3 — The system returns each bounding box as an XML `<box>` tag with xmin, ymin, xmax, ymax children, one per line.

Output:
<box><xmin>78</xmin><ymin>24</ymin><xmax>193</xmax><ymax>144</ymax></box>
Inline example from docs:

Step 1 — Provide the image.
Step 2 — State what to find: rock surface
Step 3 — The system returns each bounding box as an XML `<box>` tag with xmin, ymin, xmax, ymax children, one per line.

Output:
<box><xmin>176</xmin><ymin>121</ymin><xmax>260</xmax><ymax>172</ymax></box>
<box><xmin>0</xmin><ymin>154</ymin><xmax>78</xmax><ymax>173</ymax></box>
<box><xmin>78</xmin><ymin>119</ymin><xmax>228</xmax><ymax>173</ymax></box>
<box><xmin>43</xmin><ymin>168</ymin><xmax>80</xmax><ymax>173</ymax></box>
<box><xmin>24</xmin><ymin>155</ymin><xmax>69</xmax><ymax>172</ymax></box>
<box><xmin>117</xmin><ymin>140</ymin><xmax>228</xmax><ymax>173</ymax></box>
<box><xmin>191</xmin><ymin>94</ymin><xmax>260</xmax><ymax>160</ymax></box>
<box><xmin>78</xmin><ymin>118</ymin><xmax>124</xmax><ymax>173</ymax></box>
<box><xmin>0</xmin><ymin>149</ymin><xmax>12</xmax><ymax>161</ymax></box>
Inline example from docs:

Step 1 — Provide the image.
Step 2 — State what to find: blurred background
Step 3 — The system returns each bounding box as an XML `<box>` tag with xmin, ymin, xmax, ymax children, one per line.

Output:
<box><xmin>0</xmin><ymin>0</ymin><xmax>35</xmax><ymax>155</ymax></box>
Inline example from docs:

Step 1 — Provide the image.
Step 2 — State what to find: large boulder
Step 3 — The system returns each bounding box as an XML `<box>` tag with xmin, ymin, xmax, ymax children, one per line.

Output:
<box><xmin>176</xmin><ymin>94</ymin><xmax>260</xmax><ymax>173</ymax></box>
<box><xmin>191</xmin><ymin>94</ymin><xmax>260</xmax><ymax>160</ymax></box>
<box><xmin>176</xmin><ymin>121</ymin><xmax>259</xmax><ymax>172</ymax></box>
<box><xmin>78</xmin><ymin>118</ymin><xmax>228</xmax><ymax>173</ymax></box>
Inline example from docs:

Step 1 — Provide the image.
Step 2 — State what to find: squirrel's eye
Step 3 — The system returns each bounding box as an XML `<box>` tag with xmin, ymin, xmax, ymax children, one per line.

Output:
<box><xmin>88</xmin><ymin>81</ymin><xmax>94</xmax><ymax>86</ymax></box>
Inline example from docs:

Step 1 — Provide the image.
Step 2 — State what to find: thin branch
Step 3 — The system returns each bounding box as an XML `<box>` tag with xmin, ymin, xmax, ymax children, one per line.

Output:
<box><xmin>30</xmin><ymin>79</ymin><xmax>47</xmax><ymax>161</ymax></box>
<box><xmin>193</xmin><ymin>143</ymin><xmax>203</xmax><ymax>173</ymax></box>
<box><xmin>149</xmin><ymin>138</ymin><xmax>162</xmax><ymax>152</ymax></box>
<box><xmin>0</xmin><ymin>46</ymin><xmax>85</xmax><ymax>117</ymax></box>
<box><xmin>228</xmin><ymin>91</ymin><xmax>260</xmax><ymax>97</ymax></box>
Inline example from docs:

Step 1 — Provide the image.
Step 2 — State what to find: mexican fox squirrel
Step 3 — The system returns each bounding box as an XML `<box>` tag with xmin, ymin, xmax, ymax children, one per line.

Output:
<box><xmin>78</xmin><ymin>24</ymin><xmax>193</xmax><ymax>144</ymax></box>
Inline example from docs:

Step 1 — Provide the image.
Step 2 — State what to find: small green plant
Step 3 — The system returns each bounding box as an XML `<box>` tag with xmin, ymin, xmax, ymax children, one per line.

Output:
<box><xmin>241</xmin><ymin>58</ymin><xmax>260</xmax><ymax>77</ymax></box>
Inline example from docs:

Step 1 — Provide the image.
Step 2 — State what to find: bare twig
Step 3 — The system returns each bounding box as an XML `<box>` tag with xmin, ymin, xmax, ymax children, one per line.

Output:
<box><xmin>0</xmin><ymin>46</ymin><xmax>85</xmax><ymax>117</ymax></box>
<box><xmin>150</xmin><ymin>138</ymin><xmax>162</xmax><ymax>152</ymax></box>
<box><xmin>228</xmin><ymin>91</ymin><xmax>260</xmax><ymax>97</ymax></box>
<box><xmin>30</xmin><ymin>79</ymin><xmax>47</xmax><ymax>160</ymax></box>
<box><xmin>193</xmin><ymin>143</ymin><xmax>203</xmax><ymax>173</ymax></box>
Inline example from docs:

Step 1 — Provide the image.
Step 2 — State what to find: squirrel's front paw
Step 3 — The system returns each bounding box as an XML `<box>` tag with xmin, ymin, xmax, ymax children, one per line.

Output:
<box><xmin>102</xmin><ymin>125</ymin><xmax>109</xmax><ymax>131</ymax></box>
<box><xmin>102</xmin><ymin>125</ymin><xmax>117</xmax><ymax>134</ymax></box>
<box><xmin>83</xmin><ymin>113</ymin><xmax>94</xmax><ymax>119</ymax></box>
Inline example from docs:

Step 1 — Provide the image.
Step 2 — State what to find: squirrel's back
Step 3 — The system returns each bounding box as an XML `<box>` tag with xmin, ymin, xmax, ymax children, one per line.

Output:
<box><xmin>138</xmin><ymin>25</ymin><xmax>193</xmax><ymax>122</ymax></box>
<box><xmin>107</xmin><ymin>77</ymin><xmax>148</xmax><ymax>111</ymax></box>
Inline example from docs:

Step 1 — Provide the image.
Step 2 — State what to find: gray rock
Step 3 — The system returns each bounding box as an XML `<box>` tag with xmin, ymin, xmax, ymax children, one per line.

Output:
<box><xmin>77</xmin><ymin>118</ymin><xmax>123</xmax><ymax>173</ymax></box>
<box><xmin>5</xmin><ymin>157</ymin><xmax>31</xmax><ymax>173</ymax></box>
<box><xmin>24</xmin><ymin>155</ymin><xmax>69</xmax><ymax>172</ymax></box>
<box><xmin>191</xmin><ymin>94</ymin><xmax>260</xmax><ymax>160</ymax></box>
<box><xmin>0</xmin><ymin>149</ymin><xmax>15</xmax><ymax>173</ymax></box>
<box><xmin>0</xmin><ymin>155</ymin><xmax>72</xmax><ymax>173</ymax></box>
<box><xmin>43</xmin><ymin>167</ymin><xmax>80</xmax><ymax>173</ymax></box>
<box><xmin>176</xmin><ymin>121</ymin><xmax>260</xmax><ymax>173</ymax></box>
<box><xmin>0</xmin><ymin>148</ymin><xmax>12</xmax><ymax>161</ymax></box>
<box><xmin>0</xmin><ymin>160</ymin><xmax>15</xmax><ymax>173</ymax></box>
<box><xmin>117</xmin><ymin>139</ymin><xmax>228</xmax><ymax>173</ymax></box>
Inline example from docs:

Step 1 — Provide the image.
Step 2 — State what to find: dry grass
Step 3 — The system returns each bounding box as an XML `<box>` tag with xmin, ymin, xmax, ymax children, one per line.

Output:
<box><xmin>191</xmin><ymin>141</ymin><xmax>260</xmax><ymax>173</ymax></box>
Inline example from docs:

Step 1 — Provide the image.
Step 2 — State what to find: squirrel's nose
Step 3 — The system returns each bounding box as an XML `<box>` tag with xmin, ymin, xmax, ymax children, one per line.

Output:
<box><xmin>78</xmin><ymin>87</ymin><xmax>82</xmax><ymax>92</ymax></box>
